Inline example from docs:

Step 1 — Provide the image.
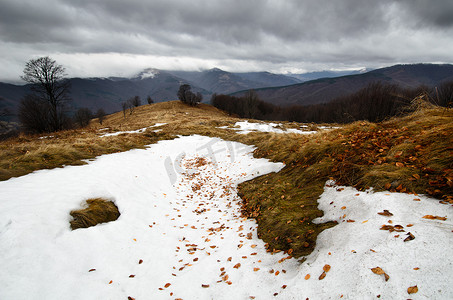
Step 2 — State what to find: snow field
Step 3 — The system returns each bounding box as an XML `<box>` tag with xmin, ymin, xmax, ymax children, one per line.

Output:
<box><xmin>0</xmin><ymin>135</ymin><xmax>452</xmax><ymax>299</ymax></box>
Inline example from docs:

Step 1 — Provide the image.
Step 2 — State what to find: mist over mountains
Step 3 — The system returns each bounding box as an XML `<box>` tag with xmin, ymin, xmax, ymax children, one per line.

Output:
<box><xmin>1</xmin><ymin>63</ymin><xmax>452</xmax><ymax>121</ymax></box>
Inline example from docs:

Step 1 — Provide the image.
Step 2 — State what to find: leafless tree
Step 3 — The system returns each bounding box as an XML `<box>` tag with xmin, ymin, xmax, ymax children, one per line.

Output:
<box><xmin>147</xmin><ymin>95</ymin><xmax>154</xmax><ymax>104</ymax></box>
<box><xmin>74</xmin><ymin>108</ymin><xmax>93</xmax><ymax>128</ymax></box>
<box><xmin>95</xmin><ymin>108</ymin><xmax>106</xmax><ymax>125</ymax></box>
<box><xmin>18</xmin><ymin>94</ymin><xmax>51</xmax><ymax>133</ymax></box>
<box><xmin>21</xmin><ymin>56</ymin><xmax>71</xmax><ymax>132</ymax></box>
<box><xmin>178</xmin><ymin>84</ymin><xmax>201</xmax><ymax>106</ymax></box>
<box><xmin>243</xmin><ymin>90</ymin><xmax>259</xmax><ymax>118</ymax></box>
<box><xmin>131</xmin><ymin>95</ymin><xmax>141</xmax><ymax>107</ymax></box>
<box><xmin>122</xmin><ymin>102</ymin><xmax>128</xmax><ymax>118</ymax></box>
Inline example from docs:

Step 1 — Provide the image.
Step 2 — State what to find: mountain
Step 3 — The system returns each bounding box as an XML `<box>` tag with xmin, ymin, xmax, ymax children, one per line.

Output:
<box><xmin>168</xmin><ymin>68</ymin><xmax>300</xmax><ymax>94</ymax></box>
<box><xmin>0</xmin><ymin>69</ymin><xmax>209</xmax><ymax>120</ymax></box>
<box><xmin>287</xmin><ymin>68</ymin><xmax>372</xmax><ymax>82</ymax></box>
<box><xmin>232</xmin><ymin>64</ymin><xmax>453</xmax><ymax>106</ymax></box>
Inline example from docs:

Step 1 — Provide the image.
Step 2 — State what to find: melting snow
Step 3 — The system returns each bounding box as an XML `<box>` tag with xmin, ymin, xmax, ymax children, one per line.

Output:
<box><xmin>99</xmin><ymin>123</ymin><xmax>167</xmax><ymax>137</ymax></box>
<box><xmin>0</xmin><ymin>135</ymin><xmax>451</xmax><ymax>299</ymax></box>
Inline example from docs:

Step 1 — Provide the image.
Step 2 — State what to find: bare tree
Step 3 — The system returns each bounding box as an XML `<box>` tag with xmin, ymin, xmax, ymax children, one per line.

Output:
<box><xmin>436</xmin><ymin>80</ymin><xmax>453</xmax><ymax>108</ymax></box>
<box><xmin>177</xmin><ymin>84</ymin><xmax>201</xmax><ymax>106</ymax></box>
<box><xmin>95</xmin><ymin>108</ymin><xmax>106</xmax><ymax>125</ymax></box>
<box><xmin>0</xmin><ymin>97</ymin><xmax>11</xmax><ymax>131</ymax></box>
<box><xmin>147</xmin><ymin>95</ymin><xmax>154</xmax><ymax>105</ymax></box>
<box><xmin>18</xmin><ymin>94</ymin><xmax>51</xmax><ymax>133</ymax></box>
<box><xmin>122</xmin><ymin>102</ymin><xmax>128</xmax><ymax>119</ymax></box>
<box><xmin>243</xmin><ymin>89</ymin><xmax>259</xmax><ymax>118</ymax></box>
<box><xmin>131</xmin><ymin>95</ymin><xmax>141</xmax><ymax>107</ymax></box>
<box><xmin>21</xmin><ymin>56</ymin><xmax>71</xmax><ymax>132</ymax></box>
<box><xmin>74</xmin><ymin>108</ymin><xmax>93</xmax><ymax>128</ymax></box>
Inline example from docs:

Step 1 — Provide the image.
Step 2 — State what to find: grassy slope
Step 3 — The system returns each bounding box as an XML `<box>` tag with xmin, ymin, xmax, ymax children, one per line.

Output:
<box><xmin>1</xmin><ymin>101</ymin><xmax>451</xmax><ymax>259</ymax></box>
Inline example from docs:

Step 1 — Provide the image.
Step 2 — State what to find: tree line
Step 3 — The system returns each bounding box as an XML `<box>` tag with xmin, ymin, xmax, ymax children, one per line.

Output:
<box><xmin>211</xmin><ymin>81</ymin><xmax>453</xmax><ymax>124</ymax></box>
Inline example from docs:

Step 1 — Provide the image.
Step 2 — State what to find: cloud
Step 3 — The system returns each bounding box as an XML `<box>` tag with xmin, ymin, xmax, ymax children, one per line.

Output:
<box><xmin>0</xmin><ymin>0</ymin><xmax>452</xmax><ymax>81</ymax></box>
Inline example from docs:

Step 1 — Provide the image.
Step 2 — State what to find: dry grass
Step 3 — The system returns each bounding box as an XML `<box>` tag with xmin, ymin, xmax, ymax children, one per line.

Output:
<box><xmin>2</xmin><ymin>100</ymin><xmax>451</xmax><ymax>258</ymax></box>
<box><xmin>70</xmin><ymin>198</ymin><xmax>120</xmax><ymax>230</ymax></box>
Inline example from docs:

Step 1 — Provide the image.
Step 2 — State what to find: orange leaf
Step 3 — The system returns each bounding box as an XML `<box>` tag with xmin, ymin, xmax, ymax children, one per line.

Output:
<box><xmin>253</xmin><ymin>268</ymin><xmax>260</xmax><ymax>272</ymax></box>
<box><xmin>109</xmin><ymin>280</ymin><xmax>113</xmax><ymax>284</ymax></box>
<box><xmin>407</xmin><ymin>285</ymin><xmax>418</xmax><ymax>294</ymax></box>
<box><xmin>233</xmin><ymin>263</ymin><xmax>241</xmax><ymax>269</ymax></box>
<box><xmin>423</xmin><ymin>215</ymin><xmax>447</xmax><ymax>221</ymax></box>
<box><xmin>164</xmin><ymin>283</ymin><xmax>171</xmax><ymax>288</ymax></box>
<box><xmin>304</xmin><ymin>274</ymin><xmax>310</xmax><ymax>280</ymax></box>
<box><xmin>341</xmin><ymin>206</ymin><xmax>346</xmax><ymax>210</ymax></box>
<box><xmin>202</xmin><ymin>284</ymin><xmax>210</xmax><ymax>288</ymax></box>
<box><xmin>323</xmin><ymin>264</ymin><xmax>331</xmax><ymax>273</ymax></box>
<box><xmin>395</xmin><ymin>162</ymin><xmax>404</xmax><ymax>167</ymax></box>
<box><xmin>319</xmin><ymin>271</ymin><xmax>326</xmax><ymax>280</ymax></box>
<box><xmin>275</xmin><ymin>271</ymin><xmax>280</xmax><ymax>276</ymax></box>
<box><xmin>371</xmin><ymin>267</ymin><xmax>385</xmax><ymax>275</ymax></box>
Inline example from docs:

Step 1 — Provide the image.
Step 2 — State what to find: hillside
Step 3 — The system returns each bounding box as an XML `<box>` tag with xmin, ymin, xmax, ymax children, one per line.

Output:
<box><xmin>232</xmin><ymin>64</ymin><xmax>453</xmax><ymax>106</ymax></box>
<box><xmin>169</xmin><ymin>68</ymin><xmax>300</xmax><ymax>94</ymax></box>
<box><xmin>0</xmin><ymin>101</ymin><xmax>452</xmax><ymax>298</ymax></box>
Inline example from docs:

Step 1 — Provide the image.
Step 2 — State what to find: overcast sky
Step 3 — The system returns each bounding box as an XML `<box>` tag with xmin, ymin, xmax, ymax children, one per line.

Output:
<box><xmin>1</xmin><ymin>0</ymin><xmax>453</xmax><ymax>82</ymax></box>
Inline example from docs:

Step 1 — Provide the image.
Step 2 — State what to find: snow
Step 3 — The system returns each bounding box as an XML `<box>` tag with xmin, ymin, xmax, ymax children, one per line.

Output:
<box><xmin>221</xmin><ymin>121</ymin><xmax>317</xmax><ymax>135</ymax></box>
<box><xmin>1</xmin><ymin>135</ymin><xmax>452</xmax><ymax>299</ymax></box>
<box><xmin>139</xmin><ymin>69</ymin><xmax>160</xmax><ymax>79</ymax></box>
<box><xmin>99</xmin><ymin>123</ymin><xmax>166</xmax><ymax>137</ymax></box>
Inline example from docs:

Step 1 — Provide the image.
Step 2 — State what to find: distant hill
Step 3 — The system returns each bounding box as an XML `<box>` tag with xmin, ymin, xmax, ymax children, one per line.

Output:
<box><xmin>0</xmin><ymin>69</ymin><xmax>209</xmax><ymax>120</ymax></box>
<box><xmin>2</xmin><ymin>64</ymin><xmax>452</xmax><ymax>121</ymax></box>
<box><xmin>232</xmin><ymin>64</ymin><xmax>453</xmax><ymax>106</ymax></box>
<box><xmin>286</xmin><ymin>69</ymin><xmax>372</xmax><ymax>82</ymax></box>
<box><xmin>168</xmin><ymin>68</ymin><xmax>300</xmax><ymax>94</ymax></box>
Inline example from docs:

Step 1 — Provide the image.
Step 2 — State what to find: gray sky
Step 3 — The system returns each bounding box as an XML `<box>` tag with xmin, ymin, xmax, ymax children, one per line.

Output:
<box><xmin>1</xmin><ymin>0</ymin><xmax>453</xmax><ymax>82</ymax></box>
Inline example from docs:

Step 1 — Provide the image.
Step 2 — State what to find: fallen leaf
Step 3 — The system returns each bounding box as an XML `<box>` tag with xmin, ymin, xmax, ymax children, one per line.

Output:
<box><xmin>139</xmin><ymin>259</ymin><xmax>143</xmax><ymax>264</ymax></box>
<box><xmin>129</xmin><ymin>275</ymin><xmax>135</xmax><ymax>278</ymax></box>
<box><xmin>253</xmin><ymin>268</ymin><xmax>260</xmax><ymax>271</ymax></box>
<box><xmin>251</xmin><ymin>244</ymin><xmax>257</xmax><ymax>248</ymax></box>
<box><xmin>227</xmin><ymin>257</ymin><xmax>232</xmax><ymax>262</ymax></box>
<box><xmin>88</xmin><ymin>269</ymin><xmax>96</xmax><ymax>272</ymax></box>
<box><xmin>413</xmin><ymin>267</ymin><xmax>420</xmax><ymax>270</ymax></box>
<box><xmin>395</xmin><ymin>162</ymin><xmax>404</xmax><ymax>167</ymax></box>
<box><xmin>319</xmin><ymin>271</ymin><xmax>326</xmax><ymax>280</ymax></box>
<box><xmin>275</xmin><ymin>271</ymin><xmax>280</xmax><ymax>276</ymax></box>
<box><xmin>378</xmin><ymin>210</ymin><xmax>393</xmax><ymax>217</ymax></box>
<box><xmin>202</xmin><ymin>284</ymin><xmax>210</xmax><ymax>288</ymax></box>
<box><xmin>423</xmin><ymin>215</ymin><xmax>447</xmax><ymax>221</ymax></box>
<box><xmin>282</xmin><ymin>285</ymin><xmax>287</xmax><ymax>289</ymax></box>
<box><xmin>341</xmin><ymin>206</ymin><xmax>346</xmax><ymax>210</ymax></box>
<box><xmin>323</xmin><ymin>264</ymin><xmax>331</xmax><ymax>273</ymax></box>
<box><xmin>404</xmin><ymin>232</ymin><xmax>415</xmax><ymax>242</ymax></box>
<box><xmin>304</xmin><ymin>274</ymin><xmax>310</xmax><ymax>280</ymax></box>
<box><xmin>407</xmin><ymin>285</ymin><xmax>418</xmax><ymax>294</ymax></box>
<box><xmin>128</xmin><ymin>297</ymin><xmax>135</xmax><ymax>300</ymax></box>
<box><xmin>233</xmin><ymin>263</ymin><xmax>241</xmax><ymax>269</ymax></box>
<box><xmin>384</xmin><ymin>273</ymin><xmax>390</xmax><ymax>282</ymax></box>
<box><xmin>109</xmin><ymin>280</ymin><xmax>113</xmax><ymax>284</ymax></box>
<box><xmin>164</xmin><ymin>283</ymin><xmax>171</xmax><ymax>288</ymax></box>
<box><xmin>371</xmin><ymin>267</ymin><xmax>385</xmax><ymax>275</ymax></box>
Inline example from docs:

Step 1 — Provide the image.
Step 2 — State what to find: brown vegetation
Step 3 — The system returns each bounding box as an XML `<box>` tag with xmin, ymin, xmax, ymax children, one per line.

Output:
<box><xmin>1</xmin><ymin>100</ymin><xmax>451</xmax><ymax>259</ymax></box>
<box><xmin>70</xmin><ymin>198</ymin><xmax>120</xmax><ymax>230</ymax></box>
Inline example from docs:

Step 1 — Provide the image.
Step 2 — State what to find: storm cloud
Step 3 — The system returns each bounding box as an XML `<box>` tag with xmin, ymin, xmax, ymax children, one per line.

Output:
<box><xmin>1</xmin><ymin>0</ymin><xmax>452</xmax><ymax>82</ymax></box>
